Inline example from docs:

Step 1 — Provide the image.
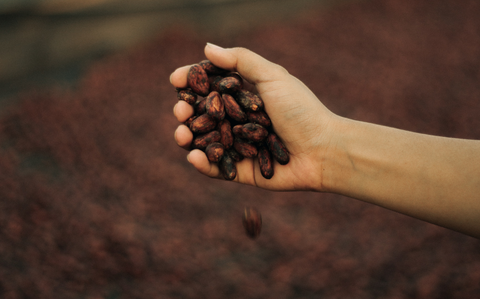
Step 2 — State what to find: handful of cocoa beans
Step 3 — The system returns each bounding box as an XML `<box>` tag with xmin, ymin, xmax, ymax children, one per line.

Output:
<box><xmin>177</xmin><ymin>60</ymin><xmax>289</xmax><ymax>180</ymax></box>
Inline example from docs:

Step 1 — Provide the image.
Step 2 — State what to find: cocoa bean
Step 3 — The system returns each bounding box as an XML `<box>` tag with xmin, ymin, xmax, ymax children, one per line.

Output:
<box><xmin>242</xmin><ymin>207</ymin><xmax>262</xmax><ymax>239</ymax></box>
<box><xmin>232</xmin><ymin>124</ymin><xmax>243</xmax><ymax>136</ymax></box>
<box><xmin>258</xmin><ymin>145</ymin><xmax>274</xmax><ymax>179</ymax></box>
<box><xmin>236</xmin><ymin>90</ymin><xmax>264</xmax><ymax>111</ymax></box>
<box><xmin>241</xmin><ymin>123</ymin><xmax>268</xmax><ymax>142</ymax></box>
<box><xmin>233</xmin><ymin>138</ymin><xmax>258</xmax><ymax>158</ymax></box>
<box><xmin>218</xmin><ymin>119</ymin><xmax>233</xmax><ymax>149</ymax></box>
<box><xmin>246</xmin><ymin>110</ymin><xmax>272</xmax><ymax>127</ymax></box>
<box><xmin>190</xmin><ymin>114</ymin><xmax>217</xmax><ymax>134</ymax></box>
<box><xmin>209</xmin><ymin>76</ymin><xmax>223</xmax><ymax>93</ymax></box>
<box><xmin>226</xmin><ymin>148</ymin><xmax>244</xmax><ymax>162</ymax></box>
<box><xmin>218</xmin><ymin>74</ymin><xmax>243</xmax><ymax>94</ymax></box>
<box><xmin>187</xmin><ymin>64</ymin><xmax>209</xmax><ymax>96</ymax></box>
<box><xmin>219</xmin><ymin>154</ymin><xmax>236</xmax><ymax>180</ymax></box>
<box><xmin>223</xmin><ymin>94</ymin><xmax>247</xmax><ymax>122</ymax></box>
<box><xmin>194</xmin><ymin>98</ymin><xmax>207</xmax><ymax>115</ymax></box>
<box><xmin>184</xmin><ymin>116</ymin><xmax>197</xmax><ymax>128</ymax></box>
<box><xmin>199</xmin><ymin>60</ymin><xmax>225</xmax><ymax>75</ymax></box>
<box><xmin>205</xmin><ymin>142</ymin><xmax>224</xmax><ymax>163</ymax></box>
<box><xmin>177</xmin><ymin>89</ymin><xmax>197</xmax><ymax>105</ymax></box>
<box><xmin>205</xmin><ymin>91</ymin><xmax>225</xmax><ymax>120</ymax></box>
<box><xmin>266</xmin><ymin>133</ymin><xmax>289</xmax><ymax>165</ymax></box>
<box><xmin>192</xmin><ymin>130</ymin><xmax>221</xmax><ymax>150</ymax></box>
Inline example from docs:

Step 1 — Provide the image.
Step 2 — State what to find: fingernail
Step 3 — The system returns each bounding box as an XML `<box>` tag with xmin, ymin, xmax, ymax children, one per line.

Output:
<box><xmin>206</xmin><ymin>42</ymin><xmax>224</xmax><ymax>50</ymax></box>
<box><xmin>186</xmin><ymin>153</ymin><xmax>191</xmax><ymax>163</ymax></box>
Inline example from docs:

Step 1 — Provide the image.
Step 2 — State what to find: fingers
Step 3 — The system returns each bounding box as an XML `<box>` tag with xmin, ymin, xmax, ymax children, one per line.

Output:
<box><xmin>187</xmin><ymin>149</ymin><xmax>221</xmax><ymax>178</ymax></box>
<box><xmin>170</xmin><ymin>65</ymin><xmax>191</xmax><ymax>88</ymax></box>
<box><xmin>204</xmin><ymin>43</ymin><xmax>289</xmax><ymax>85</ymax></box>
<box><xmin>174</xmin><ymin>125</ymin><xmax>193</xmax><ymax>149</ymax></box>
<box><xmin>173</xmin><ymin>100</ymin><xmax>194</xmax><ymax>122</ymax></box>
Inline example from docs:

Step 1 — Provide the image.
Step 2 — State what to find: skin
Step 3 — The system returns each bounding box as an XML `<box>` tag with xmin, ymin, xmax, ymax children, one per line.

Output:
<box><xmin>171</xmin><ymin>43</ymin><xmax>480</xmax><ymax>239</ymax></box>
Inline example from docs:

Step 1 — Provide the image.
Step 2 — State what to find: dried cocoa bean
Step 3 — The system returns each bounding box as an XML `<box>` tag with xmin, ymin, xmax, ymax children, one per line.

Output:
<box><xmin>218</xmin><ymin>73</ymin><xmax>243</xmax><ymax>94</ymax></box>
<box><xmin>177</xmin><ymin>89</ymin><xmax>197</xmax><ymax>105</ymax></box>
<box><xmin>232</xmin><ymin>124</ymin><xmax>243</xmax><ymax>136</ymax></box>
<box><xmin>241</xmin><ymin>123</ymin><xmax>268</xmax><ymax>142</ymax></box>
<box><xmin>219</xmin><ymin>154</ymin><xmax>236</xmax><ymax>180</ymax></box>
<box><xmin>192</xmin><ymin>130</ymin><xmax>221</xmax><ymax>150</ymax></box>
<box><xmin>190</xmin><ymin>114</ymin><xmax>217</xmax><ymax>134</ymax></box>
<box><xmin>218</xmin><ymin>119</ymin><xmax>234</xmax><ymax>149</ymax></box>
<box><xmin>194</xmin><ymin>98</ymin><xmax>207</xmax><ymax>115</ymax></box>
<box><xmin>184</xmin><ymin>116</ymin><xmax>197</xmax><ymax>128</ymax></box>
<box><xmin>199</xmin><ymin>60</ymin><xmax>225</xmax><ymax>75</ymax></box>
<box><xmin>242</xmin><ymin>207</ymin><xmax>262</xmax><ymax>239</ymax></box>
<box><xmin>222</xmin><ymin>94</ymin><xmax>247</xmax><ymax>122</ymax></box>
<box><xmin>209</xmin><ymin>76</ymin><xmax>223</xmax><ymax>93</ymax></box>
<box><xmin>205</xmin><ymin>142</ymin><xmax>224</xmax><ymax>163</ymax></box>
<box><xmin>226</xmin><ymin>148</ymin><xmax>244</xmax><ymax>162</ymax></box>
<box><xmin>258</xmin><ymin>145</ymin><xmax>274</xmax><ymax>179</ymax></box>
<box><xmin>266</xmin><ymin>133</ymin><xmax>289</xmax><ymax>165</ymax></box>
<box><xmin>187</xmin><ymin>64</ymin><xmax>209</xmax><ymax>96</ymax></box>
<box><xmin>233</xmin><ymin>138</ymin><xmax>258</xmax><ymax>158</ymax></box>
<box><xmin>236</xmin><ymin>90</ymin><xmax>264</xmax><ymax>111</ymax></box>
<box><xmin>205</xmin><ymin>91</ymin><xmax>225</xmax><ymax>120</ymax></box>
<box><xmin>246</xmin><ymin>110</ymin><xmax>272</xmax><ymax>127</ymax></box>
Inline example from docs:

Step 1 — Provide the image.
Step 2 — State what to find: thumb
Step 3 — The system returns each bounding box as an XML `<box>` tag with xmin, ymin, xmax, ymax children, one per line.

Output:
<box><xmin>204</xmin><ymin>43</ymin><xmax>289</xmax><ymax>85</ymax></box>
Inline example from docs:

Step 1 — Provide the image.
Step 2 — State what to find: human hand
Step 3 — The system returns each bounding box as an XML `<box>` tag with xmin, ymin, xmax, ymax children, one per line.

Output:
<box><xmin>171</xmin><ymin>44</ymin><xmax>338</xmax><ymax>191</ymax></box>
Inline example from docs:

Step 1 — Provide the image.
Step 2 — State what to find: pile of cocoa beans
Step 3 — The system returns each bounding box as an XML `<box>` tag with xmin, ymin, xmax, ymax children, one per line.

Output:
<box><xmin>177</xmin><ymin>60</ymin><xmax>289</xmax><ymax>180</ymax></box>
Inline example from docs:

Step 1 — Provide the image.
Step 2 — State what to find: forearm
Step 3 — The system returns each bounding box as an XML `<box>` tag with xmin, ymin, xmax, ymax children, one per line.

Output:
<box><xmin>322</xmin><ymin>117</ymin><xmax>480</xmax><ymax>238</ymax></box>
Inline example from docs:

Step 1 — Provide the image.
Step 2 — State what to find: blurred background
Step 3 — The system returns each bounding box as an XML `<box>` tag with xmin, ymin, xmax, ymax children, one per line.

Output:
<box><xmin>1</xmin><ymin>0</ymin><xmax>480</xmax><ymax>298</ymax></box>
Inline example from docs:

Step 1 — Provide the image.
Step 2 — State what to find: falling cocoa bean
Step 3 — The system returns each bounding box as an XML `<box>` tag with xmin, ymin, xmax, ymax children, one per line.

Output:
<box><xmin>242</xmin><ymin>207</ymin><xmax>262</xmax><ymax>239</ymax></box>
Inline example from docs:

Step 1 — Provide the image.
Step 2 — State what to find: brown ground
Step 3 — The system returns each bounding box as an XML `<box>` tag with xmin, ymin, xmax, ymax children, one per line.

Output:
<box><xmin>1</xmin><ymin>0</ymin><xmax>480</xmax><ymax>298</ymax></box>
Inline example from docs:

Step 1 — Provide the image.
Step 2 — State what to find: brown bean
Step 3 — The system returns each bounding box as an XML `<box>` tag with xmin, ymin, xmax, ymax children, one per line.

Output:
<box><xmin>199</xmin><ymin>60</ymin><xmax>226</xmax><ymax>75</ymax></box>
<box><xmin>219</xmin><ymin>154</ymin><xmax>236</xmax><ymax>180</ymax></box>
<box><xmin>223</xmin><ymin>94</ymin><xmax>247</xmax><ymax>122</ymax></box>
<box><xmin>218</xmin><ymin>119</ymin><xmax>234</xmax><ymax>149</ymax></box>
<box><xmin>236</xmin><ymin>89</ymin><xmax>264</xmax><ymax>111</ymax></box>
<box><xmin>241</xmin><ymin>123</ymin><xmax>268</xmax><ymax>142</ymax></box>
<box><xmin>205</xmin><ymin>142</ymin><xmax>224</xmax><ymax>163</ymax></box>
<box><xmin>190</xmin><ymin>114</ymin><xmax>217</xmax><ymax>134</ymax></box>
<box><xmin>187</xmin><ymin>64</ymin><xmax>210</xmax><ymax>96</ymax></box>
<box><xmin>192</xmin><ymin>130</ymin><xmax>221</xmax><ymax>150</ymax></box>
<box><xmin>266</xmin><ymin>133</ymin><xmax>289</xmax><ymax>165</ymax></box>
<box><xmin>242</xmin><ymin>207</ymin><xmax>262</xmax><ymax>239</ymax></box>
<box><xmin>177</xmin><ymin>89</ymin><xmax>197</xmax><ymax>105</ymax></box>
<box><xmin>258</xmin><ymin>145</ymin><xmax>274</xmax><ymax>179</ymax></box>
<box><xmin>246</xmin><ymin>110</ymin><xmax>272</xmax><ymax>127</ymax></box>
<box><xmin>218</xmin><ymin>73</ymin><xmax>243</xmax><ymax>94</ymax></box>
<box><xmin>233</xmin><ymin>138</ymin><xmax>258</xmax><ymax>158</ymax></box>
<box><xmin>205</xmin><ymin>91</ymin><xmax>225</xmax><ymax>120</ymax></box>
